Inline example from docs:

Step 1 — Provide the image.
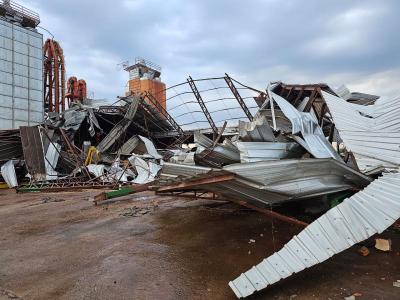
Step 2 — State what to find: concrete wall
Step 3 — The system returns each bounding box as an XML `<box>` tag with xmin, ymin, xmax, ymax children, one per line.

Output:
<box><xmin>0</xmin><ymin>18</ymin><xmax>43</xmax><ymax>130</ymax></box>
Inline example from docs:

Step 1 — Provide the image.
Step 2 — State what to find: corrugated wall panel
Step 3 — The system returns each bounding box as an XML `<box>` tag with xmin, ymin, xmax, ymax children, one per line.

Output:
<box><xmin>0</xmin><ymin>19</ymin><xmax>43</xmax><ymax>129</ymax></box>
<box><xmin>0</xmin><ymin>95</ymin><xmax>12</xmax><ymax>108</ymax></box>
<box><xmin>0</xmin><ymin>48</ymin><xmax>12</xmax><ymax>61</ymax></box>
<box><xmin>0</xmin><ymin>60</ymin><xmax>12</xmax><ymax>73</ymax></box>
<box><xmin>0</xmin><ymin>37</ymin><xmax>12</xmax><ymax>49</ymax></box>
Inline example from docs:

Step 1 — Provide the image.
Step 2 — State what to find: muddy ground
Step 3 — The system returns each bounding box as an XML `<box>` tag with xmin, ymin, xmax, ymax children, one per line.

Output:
<box><xmin>0</xmin><ymin>189</ymin><xmax>399</xmax><ymax>300</ymax></box>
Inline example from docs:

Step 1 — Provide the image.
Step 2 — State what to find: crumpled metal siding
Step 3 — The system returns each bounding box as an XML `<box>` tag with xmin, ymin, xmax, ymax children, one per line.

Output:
<box><xmin>323</xmin><ymin>92</ymin><xmax>400</xmax><ymax>173</ymax></box>
<box><xmin>229</xmin><ymin>172</ymin><xmax>400</xmax><ymax>298</ymax></box>
<box><xmin>223</xmin><ymin>159</ymin><xmax>371</xmax><ymax>196</ymax></box>
<box><xmin>96</xmin><ymin>96</ymin><xmax>140</xmax><ymax>153</ymax></box>
<box><xmin>1</xmin><ymin>160</ymin><xmax>18</xmax><ymax>187</ymax></box>
<box><xmin>160</xmin><ymin>162</ymin><xmax>212</xmax><ymax>178</ymax></box>
<box><xmin>159</xmin><ymin>159</ymin><xmax>371</xmax><ymax>205</ymax></box>
<box><xmin>238</xmin><ymin>116</ymin><xmax>275</xmax><ymax>142</ymax></box>
<box><xmin>270</xmin><ymin>92</ymin><xmax>341</xmax><ymax>160</ymax></box>
<box><xmin>194</xmin><ymin>131</ymin><xmax>240</xmax><ymax>166</ymax></box>
<box><xmin>236</xmin><ymin>141</ymin><xmax>304</xmax><ymax>163</ymax></box>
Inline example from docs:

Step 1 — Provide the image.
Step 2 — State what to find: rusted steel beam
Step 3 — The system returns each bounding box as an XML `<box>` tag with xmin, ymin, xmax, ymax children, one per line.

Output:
<box><xmin>187</xmin><ymin>76</ymin><xmax>218</xmax><ymax>136</ymax></box>
<box><xmin>318</xmin><ymin>103</ymin><xmax>327</xmax><ymax>126</ymax></box>
<box><xmin>237</xmin><ymin>200</ymin><xmax>308</xmax><ymax>227</ymax></box>
<box><xmin>143</xmin><ymin>91</ymin><xmax>184</xmax><ymax>135</ymax></box>
<box><xmin>292</xmin><ymin>89</ymin><xmax>304</xmax><ymax>108</ymax></box>
<box><xmin>212</xmin><ymin>121</ymin><xmax>227</xmax><ymax>147</ymax></box>
<box><xmin>16</xmin><ymin>180</ymin><xmax>118</xmax><ymax>193</ymax></box>
<box><xmin>285</xmin><ymin>87</ymin><xmax>294</xmax><ymax>99</ymax></box>
<box><xmin>328</xmin><ymin>123</ymin><xmax>335</xmax><ymax>143</ymax></box>
<box><xmin>224</xmin><ymin>74</ymin><xmax>253</xmax><ymax>121</ymax></box>
<box><xmin>278</xmin><ymin>83</ymin><xmax>330</xmax><ymax>90</ymax></box>
<box><xmin>157</xmin><ymin>173</ymin><xmax>235</xmax><ymax>192</ymax></box>
<box><xmin>304</xmin><ymin>87</ymin><xmax>320</xmax><ymax>112</ymax></box>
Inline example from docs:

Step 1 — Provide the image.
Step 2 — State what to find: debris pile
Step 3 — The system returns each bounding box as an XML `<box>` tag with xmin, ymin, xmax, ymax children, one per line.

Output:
<box><xmin>0</xmin><ymin>76</ymin><xmax>399</xmax><ymax>298</ymax></box>
<box><xmin>0</xmin><ymin>94</ymin><xmax>166</xmax><ymax>192</ymax></box>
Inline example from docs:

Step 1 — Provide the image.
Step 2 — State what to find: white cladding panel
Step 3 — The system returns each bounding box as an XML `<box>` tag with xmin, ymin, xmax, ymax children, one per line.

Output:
<box><xmin>0</xmin><ymin>19</ymin><xmax>43</xmax><ymax>129</ymax></box>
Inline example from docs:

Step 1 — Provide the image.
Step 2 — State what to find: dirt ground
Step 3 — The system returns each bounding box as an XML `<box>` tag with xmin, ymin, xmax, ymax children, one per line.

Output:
<box><xmin>0</xmin><ymin>189</ymin><xmax>399</xmax><ymax>300</ymax></box>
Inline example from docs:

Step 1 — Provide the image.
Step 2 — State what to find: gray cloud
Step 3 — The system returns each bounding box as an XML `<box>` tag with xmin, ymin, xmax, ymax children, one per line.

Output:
<box><xmin>22</xmin><ymin>0</ymin><xmax>400</xmax><ymax>98</ymax></box>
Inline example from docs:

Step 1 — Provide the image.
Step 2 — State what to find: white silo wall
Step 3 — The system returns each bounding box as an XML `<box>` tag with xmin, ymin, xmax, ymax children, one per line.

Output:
<box><xmin>0</xmin><ymin>18</ymin><xmax>43</xmax><ymax>130</ymax></box>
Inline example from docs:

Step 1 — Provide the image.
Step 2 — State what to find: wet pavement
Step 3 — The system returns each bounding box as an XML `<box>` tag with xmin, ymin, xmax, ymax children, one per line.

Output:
<box><xmin>0</xmin><ymin>189</ymin><xmax>399</xmax><ymax>300</ymax></box>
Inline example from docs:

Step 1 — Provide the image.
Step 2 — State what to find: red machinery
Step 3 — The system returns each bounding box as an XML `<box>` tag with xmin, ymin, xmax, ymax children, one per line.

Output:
<box><xmin>66</xmin><ymin>77</ymin><xmax>87</xmax><ymax>104</ymax></box>
<box><xmin>43</xmin><ymin>39</ymin><xmax>65</xmax><ymax>113</ymax></box>
<box><xmin>43</xmin><ymin>39</ymin><xmax>87</xmax><ymax>113</ymax></box>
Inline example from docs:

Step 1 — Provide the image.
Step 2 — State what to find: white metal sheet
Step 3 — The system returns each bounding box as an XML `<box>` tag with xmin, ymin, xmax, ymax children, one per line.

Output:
<box><xmin>229</xmin><ymin>173</ymin><xmax>400</xmax><ymax>298</ymax></box>
<box><xmin>0</xmin><ymin>60</ymin><xmax>12</xmax><ymax>73</ymax></box>
<box><xmin>13</xmin><ymin>98</ymin><xmax>29</xmax><ymax>110</ymax></box>
<box><xmin>13</xmin><ymin>40</ymin><xmax>28</xmax><ymax>55</ymax></box>
<box><xmin>0</xmin><ymin>95</ymin><xmax>12</xmax><ymax>108</ymax></box>
<box><xmin>0</xmin><ymin>72</ymin><xmax>12</xmax><ymax>84</ymax></box>
<box><xmin>0</xmin><ymin>48</ymin><xmax>12</xmax><ymax>61</ymax></box>
<box><xmin>245</xmin><ymin>267</ymin><xmax>269</xmax><ymax>291</ymax></box>
<box><xmin>0</xmin><ymin>83</ymin><xmax>12</xmax><ymax>96</ymax></box>
<box><xmin>0</xmin><ymin>37</ymin><xmax>12</xmax><ymax>50</ymax></box>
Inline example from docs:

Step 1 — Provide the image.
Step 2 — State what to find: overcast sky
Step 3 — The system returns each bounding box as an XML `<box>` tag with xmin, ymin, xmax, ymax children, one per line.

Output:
<box><xmin>22</xmin><ymin>0</ymin><xmax>400</xmax><ymax>99</ymax></box>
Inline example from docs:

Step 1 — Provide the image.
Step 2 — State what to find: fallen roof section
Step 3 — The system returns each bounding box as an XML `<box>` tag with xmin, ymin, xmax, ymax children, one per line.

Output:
<box><xmin>269</xmin><ymin>91</ymin><xmax>341</xmax><ymax>160</ymax></box>
<box><xmin>229</xmin><ymin>172</ymin><xmax>400</xmax><ymax>298</ymax></box>
<box><xmin>157</xmin><ymin>159</ymin><xmax>371</xmax><ymax>206</ymax></box>
<box><xmin>323</xmin><ymin>91</ymin><xmax>400</xmax><ymax>174</ymax></box>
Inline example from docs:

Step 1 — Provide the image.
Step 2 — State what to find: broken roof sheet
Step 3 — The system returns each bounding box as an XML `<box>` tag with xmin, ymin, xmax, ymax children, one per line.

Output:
<box><xmin>160</xmin><ymin>162</ymin><xmax>212</xmax><ymax>178</ymax></box>
<box><xmin>194</xmin><ymin>132</ymin><xmax>240</xmax><ymax>166</ymax></box>
<box><xmin>158</xmin><ymin>159</ymin><xmax>371</xmax><ymax>206</ymax></box>
<box><xmin>238</xmin><ymin>116</ymin><xmax>275</xmax><ymax>142</ymax></box>
<box><xmin>323</xmin><ymin>91</ymin><xmax>400</xmax><ymax>173</ymax></box>
<box><xmin>229</xmin><ymin>172</ymin><xmax>400</xmax><ymax>298</ymax></box>
<box><xmin>235</xmin><ymin>142</ymin><xmax>304</xmax><ymax>163</ymax></box>
<box><xmin>222</xmin><ymin>159</ymin><xmax>371</xmax><ymax>200</ymax></box>
<box><xmin>270</xmin><ymin>91</ymin><xmax>341</xmax><ymax>160</ymax></box>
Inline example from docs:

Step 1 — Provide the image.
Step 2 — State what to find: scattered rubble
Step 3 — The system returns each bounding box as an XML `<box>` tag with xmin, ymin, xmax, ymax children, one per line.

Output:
<box><xmin>375</xmin><ymin>238</ymin><xmax>392</xmax><ymax>252</ymax></box>
<box><xmin>41</xmin><ymin>196</ymin><xmax>65</xmax><ymax>203</ymax></box>
<box><xmin>119</xmin><ymin>206</ymin><xmax>156</xmax><ymax>217</ymax></box>
<box><xmin>0</xmin><ymin>1</ymin><xmax>399</xmax><ymax>298</ymax></box>
<box><xmin>357</xmin><ymin>246</ymin><xmax>370</xmax><ymax>257</ymax></box>
<box><xmin>0</xmin><ymin>73</ymin><xmax>399</xmax><ymax>299</ymax></box>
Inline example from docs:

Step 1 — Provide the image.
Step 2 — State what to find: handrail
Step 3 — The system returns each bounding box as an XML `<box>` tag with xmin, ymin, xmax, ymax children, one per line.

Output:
<box><xmin>0</xmin><ymin>0</ymin><xmax>40</xmax><ymax>26</ymax></box>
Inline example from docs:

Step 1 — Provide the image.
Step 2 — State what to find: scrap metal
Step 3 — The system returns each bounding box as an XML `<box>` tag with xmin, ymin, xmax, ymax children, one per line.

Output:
<box><xmin>225</xmin><ymin>74</ymin><xmax>254</xmax><ymax>121</ymax></box>
<box><xmin>96</xmin><ymin>95</ymin><xmax>141</xmax><ymax>153</ymax></box>
<box><xmin>187</xmin><ymin>76</ymin><xmax>219</xmax><ymax>136</ymax></box>
<box><xmin>19</xmin><ymin>126</ymin><xmax>46</xmax><ymax>181</ymax></box>
<box><xmin>323</xmin><ymin>91</ymin><xmax>400</xmax><ymax>174</ymax></box>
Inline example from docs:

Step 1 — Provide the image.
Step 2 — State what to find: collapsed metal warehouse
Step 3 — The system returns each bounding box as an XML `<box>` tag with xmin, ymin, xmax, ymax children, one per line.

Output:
<box><xmin>0</xmin><ymin>1</ymin><xmax>399</xmax><ymax>299</ymax></box>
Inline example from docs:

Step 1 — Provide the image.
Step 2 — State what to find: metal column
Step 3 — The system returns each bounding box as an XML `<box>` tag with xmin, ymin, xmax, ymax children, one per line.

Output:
<box><xmin>224</xmin><ymin>74</ymin><xmax>253</xmax><ymax>121</ymax></box>
<box><xmin>187</xmin><ymin>76</ymin><xmax>218</xmax><ymax>136</ymax></box>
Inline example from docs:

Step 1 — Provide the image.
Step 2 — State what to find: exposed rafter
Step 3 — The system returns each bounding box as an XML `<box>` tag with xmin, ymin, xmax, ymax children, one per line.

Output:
<box><xmin>224</xmin><ymin>73</ymin><xmax>253</xmax><ymax>121</ymax></box>
<box><xmin>187</xmin><ymin>76</ymin><xmax>218</xmax><ymax>136</ymax></box>
<box><xmin>143</xmin><ymin>91</ymin><xmax>184</xmax><ymax>136</ymax></box>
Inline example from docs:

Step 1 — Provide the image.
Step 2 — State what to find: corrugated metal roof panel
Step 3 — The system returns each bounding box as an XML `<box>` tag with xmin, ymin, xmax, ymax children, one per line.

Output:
<box><xmin>229</xmin><ymin>172</ymin><xmax>400</xmax><ymax>298</ymax></box>
<box><xmin>160</xmin><ymin>162</ymin><xmax>211</xmax><ymax>177</ymax></box>
<box><xmin>236</xmin><ymin>141</ymin><xmax>304</xmax><ymax>163</ymax></box>
<box><xmin>323</xmin><ymin>91</ymin><xmax>400</xmax><ymax>173</ymax></box>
